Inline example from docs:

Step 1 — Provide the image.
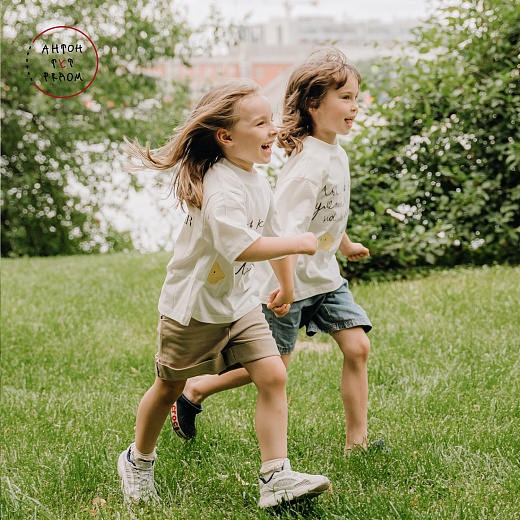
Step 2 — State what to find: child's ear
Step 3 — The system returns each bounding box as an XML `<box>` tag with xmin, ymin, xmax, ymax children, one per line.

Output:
<box><xmin>308</xmin><ymin>98</ymin><xmax>319</xmax><ymax>112</ymax></box>
<box><xmin>216</xmin><ymin>128</ymin><xmax>233</xmax><ymax>147</ymax></box>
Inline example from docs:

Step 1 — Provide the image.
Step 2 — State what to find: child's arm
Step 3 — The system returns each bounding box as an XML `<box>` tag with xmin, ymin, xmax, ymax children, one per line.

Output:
<box><xmin>265</xmin><ymin>256</ymin><xmax>296</xmax><ymax>318</ymax></box>
<box><xmin>235</xmin><ymin>232</ymin><xmax>316</xmax><ymax>262</ymax></box>
<box><xmin>236</xmin><ymin>233</ymin><xmax>316</xmax><ymax>318</ymax></box>
<box><xmin>338</xmin><ymin>233</ymin><xmax>370</xmax><ymax>262</ymax></box>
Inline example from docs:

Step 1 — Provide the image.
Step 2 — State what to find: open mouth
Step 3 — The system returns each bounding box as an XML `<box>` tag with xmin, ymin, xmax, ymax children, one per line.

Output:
<box><xmin>261</xmin><ymin>144</ymin><xmax>272</xmax><ymax>151</ymax></box>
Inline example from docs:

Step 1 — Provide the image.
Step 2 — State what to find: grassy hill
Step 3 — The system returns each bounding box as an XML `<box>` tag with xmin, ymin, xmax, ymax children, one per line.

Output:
<box><xmin>2</xmin><ymin>253</ymin><xmax>519</xmax><ymax>519</ymax></box>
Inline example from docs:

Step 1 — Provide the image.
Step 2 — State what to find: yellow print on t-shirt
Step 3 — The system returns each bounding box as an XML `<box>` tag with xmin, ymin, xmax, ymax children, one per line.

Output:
<box><xmin>317</xmin><ymin>232</ymin><xmax>335</xmax><ymax>251</ymax></box>
<box><xmin>207</xmin><ymin>261</ymin><xmax>225</xmax><ymax>284</ymax></box>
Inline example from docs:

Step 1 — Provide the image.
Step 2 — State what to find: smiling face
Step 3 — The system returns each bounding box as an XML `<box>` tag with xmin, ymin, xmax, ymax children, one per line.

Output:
<box><xmin>218</xmin><ymin>93</ymin><xmax>278</xmax><ymax>172</ymax></box>
<box><xmin>309</xmin><ymin>74</ymin><xmax>360</xmax><ymax>144</ymax></box>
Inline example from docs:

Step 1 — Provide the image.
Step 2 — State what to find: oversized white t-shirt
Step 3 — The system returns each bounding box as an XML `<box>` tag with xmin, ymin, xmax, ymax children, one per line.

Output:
<box><xmin>158</xmin><ymin>158</ymin><xmax>281</xmax><ymax>325</ymax></box>
<box><xmin>259</xmin><ymin>136</ymin><xmax>350</xmax><ymax>302</ymax></box>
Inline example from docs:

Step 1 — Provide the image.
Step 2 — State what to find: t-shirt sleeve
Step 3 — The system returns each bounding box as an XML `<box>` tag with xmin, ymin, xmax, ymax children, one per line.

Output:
<box><xmin>275</xmin><ymin>162</ymin><xmax>322</xmax><ymax>235</ymax></box>
<box><xmin>262</xmin><ymin>185</ymin><xmax>283</xmax><ymax>238</ymax></box>
<box><xmin>275</xmin><ymin>150</ymin><xmax>327</xmax><ymax>236</ymax></box>
<box><xmin>204</xmin><ymin>192</ymin><xmax>261</xmax><ymax>264</ymax></box>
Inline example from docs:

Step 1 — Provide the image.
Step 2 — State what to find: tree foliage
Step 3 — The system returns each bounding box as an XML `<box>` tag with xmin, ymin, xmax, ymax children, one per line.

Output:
<box><xmin>343</xmin><ymin>0</ymin><xmax>519</xmax><ymax>280</ymax></box>
<box><xmin>1</xmin><ymin>0</ymin><xmax>192</xmax><ymax>256</ymax></box>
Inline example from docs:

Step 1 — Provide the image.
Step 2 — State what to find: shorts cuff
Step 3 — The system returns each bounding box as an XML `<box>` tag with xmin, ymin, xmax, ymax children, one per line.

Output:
<box><xmin>307</xmin><ymin>319</ymin><xmax>372</xmax><ymax>336</ymax></box>
<box><xmin>276</xmin><ymin>344</ymin><xmax>295</xmax><ymax>355</ymax></box>
<box><xmin>155</xmin><ymin>342</ymin><xmax>280</xmax><ymax>381</ymax></box>
<box><xmin>155</xmin><ymin>354</ymin><xmax>226</xmax><ymax>381</ymax></box>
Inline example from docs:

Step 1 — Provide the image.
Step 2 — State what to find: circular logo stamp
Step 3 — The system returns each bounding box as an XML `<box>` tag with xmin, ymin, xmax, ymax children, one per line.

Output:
<box><xmin>27</xmin><ymin>25</ymin><xmax>98</xmax><ymax>98</ymax></box>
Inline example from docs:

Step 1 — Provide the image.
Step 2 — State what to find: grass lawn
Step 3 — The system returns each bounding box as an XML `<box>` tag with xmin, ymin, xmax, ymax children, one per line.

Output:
<box><xmin>1</xmin><ymin>253</ymin><xmax>519</xmax><ymax>519</ymax></box>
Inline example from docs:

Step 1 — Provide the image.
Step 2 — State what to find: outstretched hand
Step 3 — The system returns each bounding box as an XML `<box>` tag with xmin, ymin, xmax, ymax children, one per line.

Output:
<box><xmin>339</xmin><ymin>241</ymin><xmax>370</xmax><ymax>262</ymax></box>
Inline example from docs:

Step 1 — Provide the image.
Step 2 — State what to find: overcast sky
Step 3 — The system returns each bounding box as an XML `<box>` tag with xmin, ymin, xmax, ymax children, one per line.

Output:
<box><xmin>178</xmin><ymin>0</ymin><xmax>437</xmax><ymax>26</ymax></box>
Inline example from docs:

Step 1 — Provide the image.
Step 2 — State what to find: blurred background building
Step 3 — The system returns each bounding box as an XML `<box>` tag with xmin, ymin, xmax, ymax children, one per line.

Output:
<box><xmin>148</xmin><ymin>13</ymin><xmax>417</xmax><ymax>113</ymax></box>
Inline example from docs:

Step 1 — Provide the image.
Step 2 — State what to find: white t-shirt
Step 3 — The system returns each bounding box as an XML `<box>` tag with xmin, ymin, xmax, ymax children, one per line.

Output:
<box><xmin>158</xmin><ymin>158</ymin><xmax>281</xmax><ymax>325</ymax></box>
<box><xmin>259</xmin><ymin>136</ymin><xmax>350</xmax><ymax>302</ymax></box>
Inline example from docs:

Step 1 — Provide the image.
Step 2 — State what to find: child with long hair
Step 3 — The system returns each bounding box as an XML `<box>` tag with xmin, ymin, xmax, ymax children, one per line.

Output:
<box><xmin>172</xmin><ymin>48</ymin><xmax>379</xmax><ymax>454</ymax></box>
<box><xmin>117</xmin><ymin>78</ymin><xmax>330</xmax><ymax>509</ymax></box>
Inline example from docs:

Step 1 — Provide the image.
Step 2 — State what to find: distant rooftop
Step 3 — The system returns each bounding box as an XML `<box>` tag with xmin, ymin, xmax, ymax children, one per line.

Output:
<box><xmin>147</xmin><ymin>15</ymin><xmax>422</xmax><ymax>111</ymax></box>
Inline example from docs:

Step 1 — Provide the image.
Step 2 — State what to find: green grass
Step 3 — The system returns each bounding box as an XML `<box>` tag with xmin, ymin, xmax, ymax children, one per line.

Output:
<box><xmin>1</xmin><ymin>253</ymin><xmax>519</xmax><ymax>519</ymax></box>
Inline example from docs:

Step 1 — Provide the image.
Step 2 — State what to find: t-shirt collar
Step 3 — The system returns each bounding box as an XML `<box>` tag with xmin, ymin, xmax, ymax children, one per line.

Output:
<box><xmin>220</xmin><ymin>158</ymin><xmax>260</xmax><ymax>185</ymax></box>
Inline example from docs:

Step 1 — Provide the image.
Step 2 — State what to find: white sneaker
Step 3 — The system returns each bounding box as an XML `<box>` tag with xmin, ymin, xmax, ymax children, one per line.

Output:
<box><xmin>258</xmin><ymin>459</ymin><xmax>330</xmax><ymax>509</ymax></box>
<box><xmin>117</xmin><ymin>445</ymin><xmax>160</xmax><ymax>504</ymax></box>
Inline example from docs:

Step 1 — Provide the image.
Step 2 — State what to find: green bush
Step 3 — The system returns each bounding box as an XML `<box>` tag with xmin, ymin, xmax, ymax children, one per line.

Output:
<box><xmin>1</xmin><ymin>0</ymin><xmax>191</xmax><ymax>257</ymax></box>
<box><xmin>342</xmin><ymin>0</ymin><xmax>519</xmax><ymax>281</ymax></box>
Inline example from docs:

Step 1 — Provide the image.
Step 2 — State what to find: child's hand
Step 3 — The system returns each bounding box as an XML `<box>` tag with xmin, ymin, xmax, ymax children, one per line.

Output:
<box><xmin>270</xmin><ymin>303</ymin><xmax>291</xmax><ymax>318</ymax></box>
<box><xmin>266</xmin><ymin>288</ymin><xmax>294</xmax><ymax>318</ymax></box>
<box><xmin>339</xmin><ymin>241</ymin><xmax>370</xmax><ymax>262</ymax></box>
<box><xmin>298</xmin><ymin>232</ymin><xmax>317</xmax><ymax>255</ymax></box>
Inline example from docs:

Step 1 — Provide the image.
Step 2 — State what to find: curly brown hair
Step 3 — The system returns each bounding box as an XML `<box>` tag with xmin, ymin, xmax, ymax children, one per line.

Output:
<box><xmin>277</xmin><ymin>47</ymin><xmax>361</xmax><ymax>156</ymax></box>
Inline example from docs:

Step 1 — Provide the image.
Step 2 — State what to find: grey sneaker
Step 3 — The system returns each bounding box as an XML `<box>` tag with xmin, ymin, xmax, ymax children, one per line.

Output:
<box><xmin>258</xmin><ymin>459</ymin><xmax>330</xmax><ymax>509</ymax></box>
<box><xmin>117</xmin><ymin>445</ymin><xmax>160</xmax><ymax>504</ymax></box>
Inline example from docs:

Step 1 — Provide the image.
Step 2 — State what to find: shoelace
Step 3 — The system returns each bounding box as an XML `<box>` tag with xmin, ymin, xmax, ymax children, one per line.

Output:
<box><xmin>137</xmin><ymin>465</ymin><xmax>156</xmax><ymax>496</ymax></box>
<box><xmin>128</xmin><ymin>452</ymin><xmax>156</xmax><ymax>498</ymax></box>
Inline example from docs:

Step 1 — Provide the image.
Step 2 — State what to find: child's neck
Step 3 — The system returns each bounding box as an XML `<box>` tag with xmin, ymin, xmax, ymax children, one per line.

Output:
<box><xmin>223</xmin><ymin>156</ymin><xmax>255</xmax><ymax>173</ymax></box>
<box><xmin>311</xmin><ymin>131</ymin><xmax>338</xmax><ymax>145</ymax></box>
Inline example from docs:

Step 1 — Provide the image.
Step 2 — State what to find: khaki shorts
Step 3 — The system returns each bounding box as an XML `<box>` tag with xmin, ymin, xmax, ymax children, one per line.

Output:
<box><xmin>155</xmin><ymin>305</ymin><xmax>280</xmax><ymax>381</ymax></box>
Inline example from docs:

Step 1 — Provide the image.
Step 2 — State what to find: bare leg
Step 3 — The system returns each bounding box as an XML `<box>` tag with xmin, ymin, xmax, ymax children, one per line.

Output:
<box><xmin>135</xmin><ymin>377</ymin><xmax>186</xmax><ymax>454</ymax></box>
<box><xmin>280</xmin><ymin>354</ymin><xmax>291</xmax><ymax>368</ymax></box>
<box><xmin>184</xmin><ymin>369</ymin><xmax>252</xmax><ymax>405</ymax></box>
<box><xmin>244</xmin><ymin>356</ymin><xmax>288</xmax><ymax>462</ymax></box>
<box><xmin>330</xmin><ymin>327</ymin><xmax>370</xmax><ymax>451</ymax></box>
<box><xmin>184</xmin><ymin>353</ymin><xmax>292</xmax><ymax>405</ymax></box>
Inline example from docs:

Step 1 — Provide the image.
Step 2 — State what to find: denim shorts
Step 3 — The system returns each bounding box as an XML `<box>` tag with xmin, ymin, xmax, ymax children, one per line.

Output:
<box><xmin>262</xmin><ymin>279</ymin><xmax>372</xmax><ymax>354</ymax></box>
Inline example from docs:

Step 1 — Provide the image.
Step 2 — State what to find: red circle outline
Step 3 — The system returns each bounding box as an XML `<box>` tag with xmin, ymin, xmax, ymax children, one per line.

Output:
<box><xmin>32</xmin><ymin>25</ymin><xmax>99</xmax><ymax>99</ymax></box>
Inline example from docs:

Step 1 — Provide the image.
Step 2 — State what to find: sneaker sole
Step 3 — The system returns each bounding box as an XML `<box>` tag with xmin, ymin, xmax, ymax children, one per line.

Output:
<box><xmin>258</xmin><ymin>478</ymin><xmax>331</xmax><ymax>509</ymax></box>
<box><xmin>170</xmin><ymin>402</ymin><xmax>192</xmax><ymax>440</ymax></box>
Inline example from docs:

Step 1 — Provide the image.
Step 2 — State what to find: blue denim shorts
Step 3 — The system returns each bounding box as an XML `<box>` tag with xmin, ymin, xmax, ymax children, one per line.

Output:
<box><xmin>262</xmin><ymin>279</ymin><xmax>372</xmax><ymax>355</ymax></box>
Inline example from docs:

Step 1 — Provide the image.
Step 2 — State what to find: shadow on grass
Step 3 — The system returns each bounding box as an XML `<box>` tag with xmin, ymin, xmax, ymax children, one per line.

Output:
<box><xmin>265</xmin><ymin>495</ymin><xmax>330</xmax><ymax>519</ymax></box>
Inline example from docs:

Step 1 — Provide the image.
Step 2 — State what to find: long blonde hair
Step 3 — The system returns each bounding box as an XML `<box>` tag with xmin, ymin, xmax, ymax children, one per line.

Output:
<box><xmin>125</xmin><ymin>79</ymin><xmax>261</xmax><ymax>209</ymax></box>
<box><xmin>277</xmin><ymin>47</ymin><xmax>361</xmax><ymax>156</ymax></box>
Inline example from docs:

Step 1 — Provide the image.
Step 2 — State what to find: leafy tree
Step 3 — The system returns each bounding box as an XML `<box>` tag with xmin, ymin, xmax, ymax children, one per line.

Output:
<box><xmin>1</xmin><ymin>0</ymin><xmax>192</xmax><ymax>256</ymax></box>
<box><xmin>343</xmin><ymin>0</ymin><xmax>519</xmax><ymax>280</ymax></box>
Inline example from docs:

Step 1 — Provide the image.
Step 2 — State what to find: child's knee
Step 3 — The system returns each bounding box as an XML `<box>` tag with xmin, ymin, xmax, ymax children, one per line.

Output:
<box><xmin>247</xmin><ymin>356</ymin><xmax>287</xmax><ymax>392</ymax></box>
<box><xmin>358</xmin><ymin>334</ymin><xmax>370</xmax><ymax>360</ymax></box>
<box><xmin>266</xmin><ymin>361</ymin><xmax>287</xmax><ymax>388</ymax></box>
<box><xmin>155</xmin><ymin>378</ymin><xmax>185</xmax><ymax>403</ymax></box>
<box><xmin>260</xmin><ymin>358</ymin><xmax>287</xmax><ymax>388</ymax></box>
<box><xmin>340</xmin><ymin>331</ymin><xmax>370</xmax><ymax>362</ymax></box>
